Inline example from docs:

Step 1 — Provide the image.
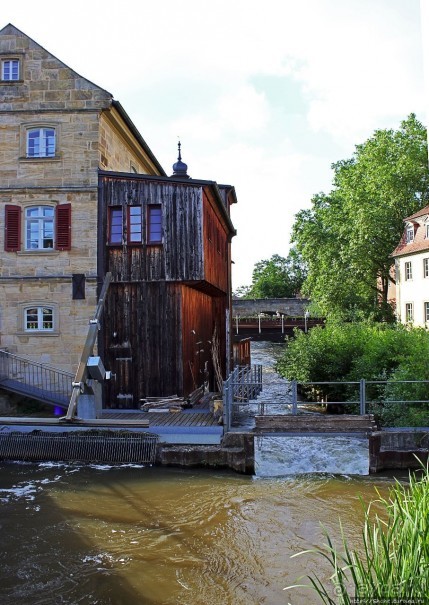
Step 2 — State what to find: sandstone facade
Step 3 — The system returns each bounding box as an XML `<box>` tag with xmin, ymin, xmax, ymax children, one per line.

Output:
<box><xmin>0</xmin><ymin>24</ymin><xmax>164</xmax><ymax>372</ymax></box>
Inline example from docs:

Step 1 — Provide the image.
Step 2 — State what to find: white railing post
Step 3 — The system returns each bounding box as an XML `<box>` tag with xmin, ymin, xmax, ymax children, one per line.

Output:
<box><xmin>291</xmin><ymin>380</ymin><xmax>298</xmax><ymax>415</ymax></box>
<box><xmin>360</xmin><ymin>379</ymin><xmax>366</xmax><ymax>415</ymax></box>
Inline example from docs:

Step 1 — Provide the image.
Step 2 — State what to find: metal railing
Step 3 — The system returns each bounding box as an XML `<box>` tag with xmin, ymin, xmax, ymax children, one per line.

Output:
<box><xmin>223</xmin><ymin>364</ymin><xmax>263</xmax><ymax>431</ymax></box>
<box><xmin>288</xmin><ymin>379</ymin><xmax>429</xmax><ymax>415</ymax></box>
<box><xmin>223</xmin><ymin>374</ymin><xmax>429</xmax><ymax>431</ymax></box>
<box><xmin>0</xmin><ymin>349</ymin><xmax>74</xmax><ymax>407</ymax></box>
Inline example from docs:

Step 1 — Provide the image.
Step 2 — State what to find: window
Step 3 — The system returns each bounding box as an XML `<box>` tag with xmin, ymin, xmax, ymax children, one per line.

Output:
<box><xmin>1</xmin><ymin>59</ymin><xmax>19</xmax><ymax>81</ymax></box>
<box><xmin>25</xmin><ymin>306</ymin><xmax>54</xmax><ymax>332</ymax></box>
<box><xmin>4</xmin><ymin>204</ymin><xmax>71</xmax><ymax>252</ymax></box>
<box><xmin>109</xmin><ymin>207</ymin><xmax>123</xmax><ymax>244</ymax></box>
<box><xmin>128</xmin><ymin>206</ymin><xmax>142</xmax><ymax>243</ymax></box>
<box><xmin>27</xmin><ymin>127</ymin><xmax>56</xmax><ymax>158</ymax></box>
<box><xmin>147</xmin><ymin>205</ymin><xmax>162</xmax><ymax>243</ymax></box>
<box><xmin>405</xmin><ymin>303</ymin><xmax>414</xmax><ymax>323</ymax></box>
<box><xmin>406</xmin><ymin>225</ymin><xmax>414</xmax><ymax>243</ymax></box>
<box><xmin>426</xmin><ymin>224</ymin><xmax>429</xmax><ymax>239</ymax></box>
<box><xmin>424</xmin><ymin>258</ymin><xmax>429</xmax><ymax>278</ymax></box>
<box><xmin>405</xmin><ymin>261</ymin><xmax>412</xmax><ymax>281</ymax></box>
<box><xmin>26</xmin><ymin>206</ymin><xmax>54</xmax><ymax>249</ymax></box>
<box><xmin>425</xmin><ymin>302</ymin><xmax>429</xmax><ymax>323</ymax></box>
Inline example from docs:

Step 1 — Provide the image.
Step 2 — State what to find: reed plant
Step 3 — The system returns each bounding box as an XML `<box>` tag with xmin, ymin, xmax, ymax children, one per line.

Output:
<box><xmin>285</xmin><ymin>464</ymin><xmax>429</xmax><ymax>604</ymax></box>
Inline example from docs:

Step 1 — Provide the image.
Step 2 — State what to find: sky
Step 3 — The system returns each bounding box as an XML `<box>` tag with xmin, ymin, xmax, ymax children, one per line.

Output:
<box><xmin>2</xmin><ymin>0</ymin><xmax>427</xmax><ymax>289</ymax></box>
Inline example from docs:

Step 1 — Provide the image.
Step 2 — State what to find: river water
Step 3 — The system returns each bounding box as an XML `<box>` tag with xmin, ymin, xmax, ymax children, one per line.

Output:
<box><xmin>0</xmin><ymin>342</ymin><xmax>406</xmax><ymax>605</ymax></box>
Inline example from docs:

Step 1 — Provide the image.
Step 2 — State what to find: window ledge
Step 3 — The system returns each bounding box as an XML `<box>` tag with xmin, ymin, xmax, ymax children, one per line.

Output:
<box><xmin>17</xmin><ymin>331</ymin><xmax>59</xmax><ymax>337</ymax></box>
<box><xmin>17</xmin><ymin>250</ymin><xmax>60</xmax><ymax>256</ymax></box>
<box><xmin>19</xmin><ymin>156</ymin><xmax>61</xmax><ymax>163</ymax></box>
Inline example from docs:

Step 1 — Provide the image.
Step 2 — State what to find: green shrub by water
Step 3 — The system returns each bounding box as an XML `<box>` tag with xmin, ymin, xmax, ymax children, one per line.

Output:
<box><xmin>276</xmin><ymin>321</ymin><xmax>429</xmax><ymax>426</ymax></box>
<box><xmin>285</xmin><ymin>465</ymin><xmax>429</xmax><ymax>603</ymax></box>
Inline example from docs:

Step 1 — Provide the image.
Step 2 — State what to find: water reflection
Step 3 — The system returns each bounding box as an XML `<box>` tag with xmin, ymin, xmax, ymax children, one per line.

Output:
<box><xmin>0</xmin><ymin>461</ymin><xmax>402</xmax><ymax>605</ymax></box>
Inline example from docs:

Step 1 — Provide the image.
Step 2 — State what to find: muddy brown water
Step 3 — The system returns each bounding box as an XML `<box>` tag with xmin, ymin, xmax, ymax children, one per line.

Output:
<box><xmin>0</xmin><ymin>342</ymin><xmax>405</xmax><ymax>604</ymax></box>
<box><xmin>0</xmin><ymin>461</ymin><xmax>404</xmax><ymax>605</ymax></box>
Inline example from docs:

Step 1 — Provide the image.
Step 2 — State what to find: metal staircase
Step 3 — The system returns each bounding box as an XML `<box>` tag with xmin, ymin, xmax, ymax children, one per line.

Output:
<box><xmin>0</xmin><ymin>349</ymin><xmax>73</xmax><ymax>409</ymax></box>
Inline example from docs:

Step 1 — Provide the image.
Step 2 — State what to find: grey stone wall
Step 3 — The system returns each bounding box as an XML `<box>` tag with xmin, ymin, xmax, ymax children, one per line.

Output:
<box><xmin>232</xmin><ymin>298</ymin><xmax>310</xmax><ymax>317</ymax></box>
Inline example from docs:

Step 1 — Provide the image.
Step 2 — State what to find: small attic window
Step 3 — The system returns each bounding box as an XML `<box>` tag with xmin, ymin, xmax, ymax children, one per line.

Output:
<box><xmin>406</xmin><ymin>224</ymin><xmax>414</xmax><ymax>243</ymax></box>
<box><xmin>425</xmin><ymin>223</ymin><xmax>429</xmax><ymax>239</ymax></box>
<box><xmin>1</xmin><ymin>58</ymin><xmax>20</xmax><ymax>81</ymax></box>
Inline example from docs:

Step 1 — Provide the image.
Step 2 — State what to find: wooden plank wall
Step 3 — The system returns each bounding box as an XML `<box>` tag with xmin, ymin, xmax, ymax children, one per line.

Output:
<box><xmin>98</xmin><ymin>174</ymin><xmax>231</xmax><ymax>406</ymax></box>
<box><xmin>203</xmin><ymin>190</ymin><xmax>229</xmax><ymax>293</ymax></box>
<box><xmin>103</xmin><ymin>281</ymin><xmax>183</xmax><ymax>407</ymax></box>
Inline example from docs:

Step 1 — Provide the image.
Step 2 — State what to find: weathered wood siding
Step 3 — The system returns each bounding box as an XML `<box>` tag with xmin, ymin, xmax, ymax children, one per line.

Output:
<box><xmin>181</xmin><ymin>285</ymin><xmax>217</xmax><ymax>394</ymax></box>
<box><xmin>203</xmin><ymin>190</ymin><xmax>229</xmax><ymax>293</ymax></box>
<box><xmin>100</xmin><ymin>175</ymin><xmax>204</xmax><ymax>281</ymax></box>
<box><xmin>103</xmin><ymin>281</ymin><xmax>183</xmax><ymax>407</ymax></box>
<box><xmin>98</xmin><ymin>173</ymin><xmax>232</xmax><ymax>406</ymax></box>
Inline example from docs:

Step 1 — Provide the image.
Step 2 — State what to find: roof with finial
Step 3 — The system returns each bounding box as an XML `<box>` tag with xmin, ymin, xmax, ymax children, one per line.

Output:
<box><xmin>171</xmin><ymin>141</ymin><xmax>190</xmax><ymax>179</ymax></box>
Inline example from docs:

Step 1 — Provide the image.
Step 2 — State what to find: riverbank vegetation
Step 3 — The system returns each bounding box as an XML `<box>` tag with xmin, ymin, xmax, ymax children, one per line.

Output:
<box><xmin>276</xmin><ymin>321</ymin><xmax>429</xmax><ymax>426</ymax></box>
<box><xmin>285</xmin><ymin>464</ymin><xmax>429</xmax><ymax>604</ymax></box>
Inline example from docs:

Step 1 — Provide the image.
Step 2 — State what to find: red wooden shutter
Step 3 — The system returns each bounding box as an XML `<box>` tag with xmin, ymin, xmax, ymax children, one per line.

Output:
<box><xmin>55</xmin><ymin>203</ymin><xmax>71</xmax><ymax>250</ymax></box>
<box><xmin>5</xmin><ymin>204</ymin><xmax>21</xmax><ymax>251</ymax></box>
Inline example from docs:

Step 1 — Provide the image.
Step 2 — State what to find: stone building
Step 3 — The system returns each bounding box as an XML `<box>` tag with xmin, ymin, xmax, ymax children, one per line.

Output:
<box><xmin>0</xmin><ymin>24</ymin><xmax>237</xmax><ymax>409</ymax></box>
<box><xmin>0</xmin><ymin>23</ymin><xmax>164</xmax><ymax>373</ymax></box>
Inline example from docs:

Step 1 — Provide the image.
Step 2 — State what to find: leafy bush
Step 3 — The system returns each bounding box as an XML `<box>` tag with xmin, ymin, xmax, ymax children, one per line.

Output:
<box><xmin>276</xmin><ymin>321</ymin><xmax>429</xmax><ymax>426</ymax></box>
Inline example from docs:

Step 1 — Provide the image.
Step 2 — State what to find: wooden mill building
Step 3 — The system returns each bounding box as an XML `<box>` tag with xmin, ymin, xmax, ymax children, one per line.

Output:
<box><xmin>0</xmin><ymin>23</ymin><xmax>237</xmax><ymax>410</ymax></box>
<box><xmin>99</xmin><ymin>155</ymin><xmax>237</xmax><ymax>406</ymax></box>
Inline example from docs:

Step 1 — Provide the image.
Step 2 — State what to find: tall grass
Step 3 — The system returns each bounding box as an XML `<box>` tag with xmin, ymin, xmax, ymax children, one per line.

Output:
<box><xmin>285</xmin><ymin>465</ymin><xmax>429</xmax><ymax>604</ymax></box>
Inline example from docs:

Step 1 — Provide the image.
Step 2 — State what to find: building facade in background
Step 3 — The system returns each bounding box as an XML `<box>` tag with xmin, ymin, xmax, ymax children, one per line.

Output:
<box><xmin>391</xmin><ymin>204</ymin><xmax>429</xmax><ymax>326</ymax></box>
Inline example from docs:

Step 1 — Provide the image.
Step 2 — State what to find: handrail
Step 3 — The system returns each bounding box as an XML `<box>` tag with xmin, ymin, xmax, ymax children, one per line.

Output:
<box><xmin>222</xmin><ymin>372</ymin><xmax>429</xmax><ymax>431</ymax></box>
<box><xmin>0</xmin><ymin>349</ymin><xmax>74</xmax><ymax>406</ymax></box>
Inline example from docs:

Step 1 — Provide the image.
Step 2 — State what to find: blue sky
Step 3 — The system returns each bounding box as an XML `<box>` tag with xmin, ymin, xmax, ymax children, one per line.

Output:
<box><xmin>4</xmin><ymin>0</ymin><xmax>427</xmax><ymax>288</ymax></box>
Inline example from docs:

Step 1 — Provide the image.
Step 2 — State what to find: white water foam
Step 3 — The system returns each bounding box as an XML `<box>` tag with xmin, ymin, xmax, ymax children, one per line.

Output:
<box><xmin>254</xmin><ymin>434</ymin><xmax>369</xmax><ymax>476</ymax></box>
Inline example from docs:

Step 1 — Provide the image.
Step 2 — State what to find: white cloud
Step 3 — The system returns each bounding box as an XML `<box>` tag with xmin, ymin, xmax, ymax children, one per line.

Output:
<box><xmin>3</xmin><ymin>0</ymin><xmax>426</xmax><ymax>287</ymax></box>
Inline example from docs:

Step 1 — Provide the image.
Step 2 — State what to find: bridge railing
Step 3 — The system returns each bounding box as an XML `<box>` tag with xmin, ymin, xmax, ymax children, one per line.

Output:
<box><xmin>0</xmin><ymin>349</ymin><xmax>74</xmax><ymax>406</ymax></box>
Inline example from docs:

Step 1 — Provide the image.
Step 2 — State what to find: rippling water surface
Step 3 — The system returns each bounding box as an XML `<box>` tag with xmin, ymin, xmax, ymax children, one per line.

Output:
<box><xmin>0</xmin><ymin>342</ymin><xmax>405</xmax><ymax>604</ymax></box>
<box><xmin>0</xmin><ymin>461</ymin><xmax>402</xmax><ymax>605</ymax></box>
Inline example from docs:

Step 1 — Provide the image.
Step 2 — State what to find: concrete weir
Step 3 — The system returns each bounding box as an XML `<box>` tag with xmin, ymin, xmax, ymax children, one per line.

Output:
<box><xmin>0</xmin><ymin>414</ymin><xmax>427</xmax><ymax>475</ymax></box>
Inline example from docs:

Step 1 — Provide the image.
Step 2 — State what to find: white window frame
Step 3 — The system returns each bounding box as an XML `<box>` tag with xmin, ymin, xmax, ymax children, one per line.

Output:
<box><xmin>25</xmin><ymin>205</ymin><xmax>55</xmax><ymax>250</ymax></box>
<box><xmin>404</xmin><ymin>261</ymin><xmax>412</xmax><ymax>281</ymax></box>
<box><xmin>17</xmin><ymin>302</ymin><xmax>59</xmax><ymax>335</ymax></box>
<box><xmin>405</xmin><ymin>224</ymin><xmax>414</xmax><ymax>243</ymax></box>
<box><xmin>24</xmin><ymin>306</ymin><xmax>54</xmax><ymax>332</ymax></box>
<box><xmin>1</xmin><ymin>58</ymin><xmax>19</xmax><ymax>81</ymax></box>
<box><xmin>405</xmin><ymin>302</ymin><xmax>414</xmax><ymax>323</ymax></box>
<box><xmin>26</xmin><ymin>127</ymin><xmax>56</xmax><ymax>158</ymax></box>
<box><xmin>426</xmin><ymin>223</ymin><xmax>429</xmax><ymax>239</ymax></box>
<box><xmin>424</xmin><ymin>258</ymin><xmax>429</xmax><ymax>279</ymax></box>
<box><xmin>425</xmin><ymin>302</ymin><xmax>429</xmax><ymax>323</ymax></box>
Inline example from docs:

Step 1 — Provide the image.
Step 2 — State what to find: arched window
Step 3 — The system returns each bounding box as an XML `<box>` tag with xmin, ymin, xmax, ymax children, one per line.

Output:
<box><xmin>24</xmin><ymin>306</ymin><xmax>54</xmax><ymax>332</ymax></box>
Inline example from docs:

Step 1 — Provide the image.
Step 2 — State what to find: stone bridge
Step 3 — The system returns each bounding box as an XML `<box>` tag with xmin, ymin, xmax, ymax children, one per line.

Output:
<box><xmin>232</xmin><ymin>297</ymin><xmax>309</xmax><ymax>318</ymax></box>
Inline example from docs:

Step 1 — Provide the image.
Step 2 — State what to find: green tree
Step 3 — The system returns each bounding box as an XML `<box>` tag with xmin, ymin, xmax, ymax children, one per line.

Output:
<box><xmin>243</xmin><ymin>249</ymin><xmax>307</xmax><ymax>299</ymax></box>
<box><xmin>292</xmin><ymin>114</ymin><xmax>429</xmax><ymax>320</ymax></box>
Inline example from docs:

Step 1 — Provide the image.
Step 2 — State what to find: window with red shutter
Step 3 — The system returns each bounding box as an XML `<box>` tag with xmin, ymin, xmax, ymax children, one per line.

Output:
<box><xmin>5</xmin><ymin>204</ymin><xmax>21</xmax><ymax>251</ymax></box>
<box><xmin>55</xmin><ymin>203</ymin><xmax>71</xmax><ymax>251</ymax></box>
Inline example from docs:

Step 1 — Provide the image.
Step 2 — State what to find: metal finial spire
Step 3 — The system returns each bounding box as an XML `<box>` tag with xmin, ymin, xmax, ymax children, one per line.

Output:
<box><xmin>171</xmin><ymin>139</ymin><xmax>190</xmax><ymax>179</ymax></box>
